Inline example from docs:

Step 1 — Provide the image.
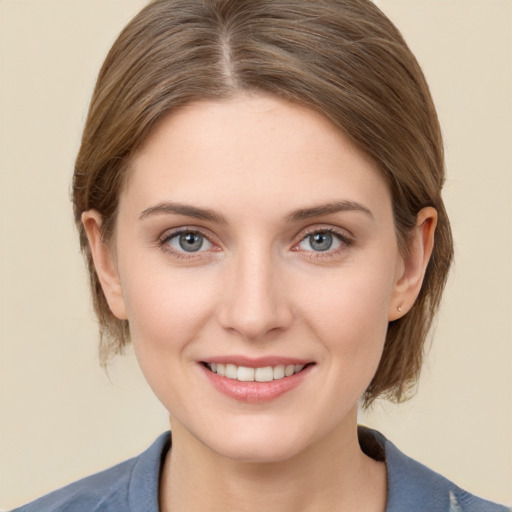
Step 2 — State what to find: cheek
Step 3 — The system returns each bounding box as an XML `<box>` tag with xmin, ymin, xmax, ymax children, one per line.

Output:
<box><xmin>119</xmin><ymin>263</ymin><xmax>219</xmax><ymax>355</ymax></box>
<box><xmin>295</xmin><ymin>259</ymin><xmax>395</xmax><ymax>361</ymax></box>
<box><xmin>119</xmin><ymin>264</ymin><xmax>222</xmax><ymax>413</ymax></box>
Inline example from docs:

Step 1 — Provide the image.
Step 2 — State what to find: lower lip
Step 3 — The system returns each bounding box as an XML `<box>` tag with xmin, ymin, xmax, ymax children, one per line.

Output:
<box><xmin>200</xmin><ymin>364</ymin><xmax>313</xmax><ymax>403</ymax></box>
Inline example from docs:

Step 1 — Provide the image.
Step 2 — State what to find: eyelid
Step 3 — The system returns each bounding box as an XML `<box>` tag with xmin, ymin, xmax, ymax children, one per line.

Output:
<box><xmin>294</xmin><ymin>224</ymin><xmax>353</xmax><ymax>244</ymax></box>
<box><xmin>158</xmin><ymin>226</ymin><xmax>221</xmax><ymax>257</ymax></box>
<box><xmin>291</xmin><ymin>225</ymin><xmax>354</xmax><ymax>256</ymax></box>
<box><xmin>156</xmin><ymin>224</ymin><xmax>353</xmax><ymax>260</ymax></box>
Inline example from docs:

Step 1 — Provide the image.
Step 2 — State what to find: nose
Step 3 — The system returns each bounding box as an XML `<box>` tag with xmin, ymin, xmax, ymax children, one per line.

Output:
<box><xmin>217</xmin><ymin>247</ymin><xmax>293</xmax><ymax>341</ymax></box>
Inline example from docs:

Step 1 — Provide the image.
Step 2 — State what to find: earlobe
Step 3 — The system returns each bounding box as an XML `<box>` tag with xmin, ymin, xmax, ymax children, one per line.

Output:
<box><xmin>81</xmin><ymin>210</ymin><xmax>128</xmax><ymax>320</ymax></box>
<box><xmin>389</xmin><ymin>207</ymin><xmax>437</xmax><ymax>321</ymax></box>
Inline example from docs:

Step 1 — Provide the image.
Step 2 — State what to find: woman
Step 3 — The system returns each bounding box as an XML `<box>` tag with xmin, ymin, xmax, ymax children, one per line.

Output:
<box><xmin>12</xmin><ymin>1</ymin><xmax>509</xmax><ymax>511</ymax></box>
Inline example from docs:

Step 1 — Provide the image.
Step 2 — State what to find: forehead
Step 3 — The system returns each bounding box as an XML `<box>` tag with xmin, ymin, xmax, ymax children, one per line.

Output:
<box><xmin>123</xmin><ymin>94</ymin><xmax>392</xmax><ymax>221</ymax></box>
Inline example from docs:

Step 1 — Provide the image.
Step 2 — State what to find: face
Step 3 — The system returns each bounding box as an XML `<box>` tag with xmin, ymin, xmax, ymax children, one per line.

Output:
<box><xmin>89</xmin><ymin>95</ymin><xmax>410</xmax><ymax>463</ymax></box>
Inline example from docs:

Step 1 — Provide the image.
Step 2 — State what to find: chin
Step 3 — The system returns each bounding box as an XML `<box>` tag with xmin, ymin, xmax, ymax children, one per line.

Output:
<box><xmin>192</xmin><ymin>416</ymin><xmax>320</xmax><ymax>464</ymax></box>
<box><xmin>213</xmin><ymin>436</ymin><xmax>307</xmax><ymax>464</ymax></box>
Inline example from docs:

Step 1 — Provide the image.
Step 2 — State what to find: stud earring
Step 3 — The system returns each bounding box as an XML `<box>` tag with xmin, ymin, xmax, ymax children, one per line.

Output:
<box><xmin>397</xmin><ymin>305</ymin><xmax>403</xmax><ymax>312</ymax></box>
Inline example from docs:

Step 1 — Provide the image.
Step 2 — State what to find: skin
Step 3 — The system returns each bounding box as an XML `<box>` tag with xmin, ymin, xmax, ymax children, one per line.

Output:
<box><xmin>83</xmin><ymin>94</ymin><xmax>436</xmax><ymax>512</ymax></box>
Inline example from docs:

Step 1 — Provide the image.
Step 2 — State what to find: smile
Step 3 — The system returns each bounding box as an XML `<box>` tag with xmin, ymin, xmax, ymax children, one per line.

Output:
<box><xmin>201</xmin><ymin>359</ymin><xmax>314</xmax><ymax>403</ymax></box>
<box><xmin>204</xmin><ymin>362</ymin><xmax>306</xmax><ymax>382</ymax></box>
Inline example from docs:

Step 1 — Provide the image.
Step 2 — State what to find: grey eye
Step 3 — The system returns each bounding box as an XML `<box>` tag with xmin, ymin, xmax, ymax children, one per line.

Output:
<box><xmin>309</xmin><ymin>232</ymin><xmax>333</xmax><ymax>251</ymax></box>
<box><xmin>168</xmin><ymin>232</ymin><xmax>211</xmax><ymax>252</ymax></box>
<box><xmin>298</xmin><ymin>231</ymin><xmax>342</xmax><ymax>252</ymax></box>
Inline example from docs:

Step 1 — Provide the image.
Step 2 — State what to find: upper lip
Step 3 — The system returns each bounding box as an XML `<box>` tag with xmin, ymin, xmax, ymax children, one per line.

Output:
<box><xmin>201</xmin><ymin>355</ymin><xmax>314</xmax><ymax>367</ymax></box>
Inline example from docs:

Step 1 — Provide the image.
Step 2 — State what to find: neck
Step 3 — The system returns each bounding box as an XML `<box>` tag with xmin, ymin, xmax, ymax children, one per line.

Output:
<box><xmin>159</xmin><ymin>410</ymin><xmax>387</xmax><ymax>512</ymax></box>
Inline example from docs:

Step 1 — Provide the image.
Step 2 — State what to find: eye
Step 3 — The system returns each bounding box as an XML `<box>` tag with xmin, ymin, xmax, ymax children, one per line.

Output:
<box><xmin>301</xmin><ymin>232</ymin><xmax>338</xmax><ymax>252</ymax></box>
<box><xmin>166</xmin><ymin>231</ymin><xmax>212</xmax><ymax>253</ymax></box>
<box><xmin>296</xmin><ymin>229</ymin><xmax>350</xmax><ymax>254</ymax></box>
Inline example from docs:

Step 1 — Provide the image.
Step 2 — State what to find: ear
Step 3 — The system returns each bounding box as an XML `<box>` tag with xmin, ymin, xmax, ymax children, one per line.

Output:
<box><xmin>388</xmin><ymin>207</ymin><xmax>437</xmax><ymax>321</ymax></box>
<box><xmin>82</xmin><ymin>210</ymin><xmax>127</xmax><ymax>320</ymax></box>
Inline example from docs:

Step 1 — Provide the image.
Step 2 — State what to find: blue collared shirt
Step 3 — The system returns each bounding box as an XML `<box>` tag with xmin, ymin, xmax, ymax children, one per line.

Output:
<box><xmin>12</xmin><ymin>429</ymin><xmax>510</xmax><ymax>512</ymax></box>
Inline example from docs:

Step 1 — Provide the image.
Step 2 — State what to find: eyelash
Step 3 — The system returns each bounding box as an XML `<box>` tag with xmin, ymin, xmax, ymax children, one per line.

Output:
<box><xmin>293</xmin><ymin>227</ymin><xmax>353</xmax><ymax>260</ymax></box>
<box><xmin>158</xmin><ymin>226</ymin><xmax>353</xmax><ymax>260</ymax></box>
<box><xmin>158</xmin><ymin>228</ymin><xmax>215</xmax><ymax>260</ymax></box>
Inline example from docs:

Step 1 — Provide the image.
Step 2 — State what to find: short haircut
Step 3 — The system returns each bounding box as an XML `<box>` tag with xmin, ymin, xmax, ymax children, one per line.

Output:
<box><xmin>73</xmin><ymin>0</ymin><xmax>454</xmax><ymax>406</ymax></box>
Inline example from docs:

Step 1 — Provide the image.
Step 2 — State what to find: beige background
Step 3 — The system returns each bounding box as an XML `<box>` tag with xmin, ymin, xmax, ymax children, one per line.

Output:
<box><xmin>0</xmin><ymin>0</ymin><xmax>511</xmax><ymax>509</ymax></box>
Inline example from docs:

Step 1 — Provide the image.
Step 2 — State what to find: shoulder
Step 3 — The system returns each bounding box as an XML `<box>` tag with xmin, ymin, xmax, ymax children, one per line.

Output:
<box><xmin>359</xmin><ymin>426</ymin><xmax>510</xmax><ymax>512</ymax></box>
<box><xmin>11</xmin><ymin>458</ymin><xmax>135</xmax><ymax>512</ymax></box>
<box><xmin>11</xmin><ymin>432</ymin><xmax>171</xmax><ymax>512</ymax></box>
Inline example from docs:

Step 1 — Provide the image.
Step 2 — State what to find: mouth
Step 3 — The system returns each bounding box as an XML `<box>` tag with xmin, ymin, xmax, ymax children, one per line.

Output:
<box><xmin>202</xmin><ymin>362</ymin><xmax>310</xmax><ymax>382</ymax></box>
<box><xmin>200</xmin><ymin>359</ymin><xmax>315</xmax><ymax>403</ymax></box>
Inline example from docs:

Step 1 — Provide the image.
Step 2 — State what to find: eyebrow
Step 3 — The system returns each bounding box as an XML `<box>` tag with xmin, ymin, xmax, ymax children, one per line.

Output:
<box><xmin>139</xmin><ymin>202</ymin><xmax>228</xmax><ymax>224</ymax></box>
<box><xmin>139</xmin><ymin>199</ymin><xmax>373</xmax><ymax>224</ymax></box>
<box><xmin>286</xmin><ymin>200</ymin><xmax>374</xmax><ymax>222</ymax></box>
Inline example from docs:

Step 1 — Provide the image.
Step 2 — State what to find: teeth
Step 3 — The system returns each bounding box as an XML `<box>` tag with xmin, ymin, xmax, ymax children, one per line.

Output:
<box><xmin>206</xmin><ymin>362</ymin><xmax>307</xmax><ymax>382</ymax></box>
<box><xmin>255</xmin><ymin>366</ymin><xmax>273</xmax><ymax>382</ymax></box>
<box><xmin>225</xmin><ymin>364</ymin><xmax>237</xmax><ymax>379</ymax></box>
<box><xmin>273</xmin><ymin>365</ymin><xmax>285</xmax><ymax>380</ymax></box>
<box><xmin>237</xmin><ymin>366</ymin><xmax>255</xmax><ymax>381</ymax></box>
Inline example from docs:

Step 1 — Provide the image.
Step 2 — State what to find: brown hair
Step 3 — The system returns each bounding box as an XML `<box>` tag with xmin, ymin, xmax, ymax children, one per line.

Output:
<box><xmin>73</xmin><ymin>0</ymin><xmax>453</xmax><ymax>406</ymax></box>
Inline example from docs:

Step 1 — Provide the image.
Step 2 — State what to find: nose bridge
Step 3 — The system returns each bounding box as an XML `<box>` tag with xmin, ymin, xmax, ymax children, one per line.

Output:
<box><xmin>218</xmin><ymin>240</ymin><xmax>291</xmax><ymax>340</ymax></box>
